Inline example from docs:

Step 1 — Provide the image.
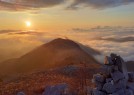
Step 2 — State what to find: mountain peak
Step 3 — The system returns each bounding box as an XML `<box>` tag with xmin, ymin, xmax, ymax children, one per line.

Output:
<box><xmin>0</xmin><ymin>38</ymin><xmax>100</xmax><ymax>75</ymax></box>
<box><xmin>43</xmin><ymin>38</ymin><xmax>80</xmax><ymax>49</ymax></box>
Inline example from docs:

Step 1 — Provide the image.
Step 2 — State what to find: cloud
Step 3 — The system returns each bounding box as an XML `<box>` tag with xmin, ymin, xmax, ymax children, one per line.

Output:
<box><xmin>70</xmin><ymin>26</ymin><xmax>134</xmax><ymax>62</ymax></box>
<box><xmin>0</xmin><ymin>0</ymin><xmax>64</xmax><ymax>11</ymax></box>
<box><xmin>0</xmin><ymin>30</ymin><xmax>20</xmax><ymax>34</ymax></box>
<box><xmin>1</xmin><ymin>0</ymin><xmax>134</xmax><ymax>11</ymax></box>
<box><xmin>0</xmin><ymin>27</ymin><xmax>134</xmax><ymax>63</ymax></box>
<box><xmin>72</xmin><ymin>28</ymin><xmax>91</xmax><ymax>32</ymax></box>
<box><xmin>97</xmin><ymin>36</ymin><xmax>134</xmax><ymax>42</ymax></box>
<box><xmin>0</xmin><ymin>29</ymin><xmax>45</xmax><ymax>36</ymax></box>
<box><xmin>72</xmin><ymin>26</ymin><xmax>134</xmax><ymax>32</ymax></box>
<box><xmin>67</xmin><ymin>0</ymin><xmax>134</xmax><ymax>9</ymax></box>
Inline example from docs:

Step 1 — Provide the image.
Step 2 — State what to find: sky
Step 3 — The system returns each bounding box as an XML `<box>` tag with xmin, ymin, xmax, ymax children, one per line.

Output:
<box><xmin>0</xmin><ymin>0</ymin><xmax>134</xmax><ymax>62</ymax></box>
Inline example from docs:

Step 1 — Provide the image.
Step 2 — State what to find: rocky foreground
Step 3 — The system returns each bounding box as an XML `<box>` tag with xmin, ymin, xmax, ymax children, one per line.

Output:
<box><xmin>0</xmin><ymin>63</ymin><xmax>100</xmax><ymax>95</ymax></box>
<box><xmin>92</xmin><ymin>53</ymin><xmax>134</xmax><ymax>95</ymax></box>
<box><xmin>1</xmin><ymin>53</ymin><xmax>134</xmax><ymax>95</ymax></box>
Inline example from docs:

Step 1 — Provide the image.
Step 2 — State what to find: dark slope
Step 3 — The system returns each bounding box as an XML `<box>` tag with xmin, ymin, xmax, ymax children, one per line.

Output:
<box><xmin>0</xmin><ymin>38</ymin><xmax>100</xmax><ymax>77</ymax></box>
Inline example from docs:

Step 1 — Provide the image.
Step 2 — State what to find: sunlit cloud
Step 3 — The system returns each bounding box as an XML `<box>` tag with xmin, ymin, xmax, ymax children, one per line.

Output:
<box><xmin>0</xmin><ymin>0</ymin><xmax>64</xmax><ymax>11</ymax></box>
<box><xmin>96</xmin><ymin>36</ymin><xmax>134</xmax><ymax>42</ymax></box>
<box><xmin>67</xmin><ymin>0</ymin><xmax>134</xmax><ymax>9</ymax></box>
<box><xmin>0</xmin><ymin>0</ymin><xmax>134</xmax><ymax>11</ymax></box>
<box><xmin>0</xmin><ymin>26</ymin><xmax>134</xmax><ymax>63</ymax></box>
<box><xmin>0</xmin><ymin>30</ymin><xmax>20</xmax><ymax>34</ymax></box>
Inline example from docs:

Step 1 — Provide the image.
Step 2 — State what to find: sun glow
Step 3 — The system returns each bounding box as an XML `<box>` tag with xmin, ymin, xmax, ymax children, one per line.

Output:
<box><xmin>25</xmin><ymin>21</ymin><xmax>31</xmax><ymax>27</ymax></box>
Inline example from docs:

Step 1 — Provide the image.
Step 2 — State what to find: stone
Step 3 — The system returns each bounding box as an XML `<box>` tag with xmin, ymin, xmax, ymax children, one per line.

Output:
<box><xmin>103</xmin><ymin>82</ymin><xmax>116</xmax><ymax>94</ymax></box>
<box><xmin>92</xmin><ymin>88</ymin><xmax>106</xmax><ymax>95</ymax></box>
<box><xmin>110</xmin><ymin>53</ymin><xmax>117</xmax><ymax>63</ymax></box>
<box><xmin>105</xmin><ymin>56</ymin><xmax>114</xmax><ymax>65</ymax></box>
<box><xmin>116</xmin><ymin>56</ymin><xmax>128</xmax><ymax>80</ymax></box>
<box><xmin>113</xmin><ymin>66</ymin><xmax>119</xmax><ymax>71</ymax></box>
<box><xmin>95</xmin><ymin>81</ymin><xmax>104</xmax><ymax>90</ymax></box>
<box><xmin>125</xmin><ymin>88</ymin><xmax>133</xmax><ymax>95</ymax></box>
<box><xmin>106</xmin><ymin>78</ymin><xmax>113</xmax><ymax>83</ymax></box>
<box><xmin>114</xmin><ymin>89</ymin><xmax>125</xmax><ymax>95</ymax></box>
<box><xmin>42</xmin><ymin>83</ymin><xmax>68</xmax><ymax>95</ymax></box>
<box><xmin>115</xmin><ymin>79</ymin><xmax>127</xmax><ymax>90</ymax></box>
<box><xmin>111</xmin><ymin>71</ymin><xmax>125</xmax><ymax>82</ymax></box>
<box><xmin>92</xmin><ymin>54</ymin><xmax>134</xmax><ymax>95</ymax></box>
<box><xmin>127</xmin><ymin>82</ymin><xmax>134</xmax><ymax>92</ymax></box>
<box><xmin>101</xmin><ymin>65</ymin><xmax>113</xmax><ymax>76</ymax></box>
<box><xmin>17</xmin><ymin>92</ymin><xmax>25</xmax><ymax>95</ymax></box>
<box><xmin>93</xmin><ymin>74</ymin><xmax>105</xmax><ymax>83</ymax></box>
<box><xmin>128</xmin><ymin>72</ymin><xmax>134</xmax><ymax>82</ymax></box>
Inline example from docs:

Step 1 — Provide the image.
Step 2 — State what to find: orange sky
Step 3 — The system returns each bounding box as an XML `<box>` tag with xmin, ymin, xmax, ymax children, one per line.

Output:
<box><xmin>0</xmin><ymin>1</ymin><xmax>134</xmax><ymax>31</ymax></box>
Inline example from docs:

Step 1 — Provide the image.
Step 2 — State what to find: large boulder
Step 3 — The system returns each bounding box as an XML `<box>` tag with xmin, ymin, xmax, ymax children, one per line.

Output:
<box><xmin>101</xmin><ymin>65</ymin><xmax>113</xmax><ymax>76</ymax></box>
<box><xmin>105</xmin><ymin>56</ymin><xmax>114</xmax><ymax>65</ymax></box>
<box><xmin>111</xmin><ymin>71</ymin><xmax>125</xmax><ymax>82</ymax></box>
<box><xmin>92</xmin><ymin>88</ymin><xmax>106</xmax><ymax>95</ymax></box>
<box><xmin>91</xmin><ymin>53</ymin><xmax>134</xmax><ymax>95</ymax></box>
<box><xmin>127</xmin><ymin>82</ymin><xmax>134</xmax><ymax>94</ymax></box>
<box><xmin>93</xmin><ymin>74</ymin><xmax>105</xmax><ymax>83</ymax></box>
<box><xmin>115</xmin><ymin>79</ymin><xmax>127</xmax><ymax>90</ymax></box>
<box><xmin>17</xmin><ymin>92</ymin><xmax>25</xmax><ymax>95</ymax></box>
<box><xmin>102</xmin><ymin>82</ymin><xmax>116</xmax><ymax>94</ymax></box>
<box><xmin>42</xmin><ymin>83</ymin><xmax>68</xmax><ymax>95</ymax></box>
<box><xmin>125</xmin><ymin>88</ymin><xmax>133</xmax><ymax>95</ymax></box>
<box><xmin>115</xmin><ymin>56</ymin><xmax>128</xmax><ymax>80</ymax></box>
<box><xmin>114</xmin><ymin>89</ymin><xmax>125</xmax><ymax>95</ymax></box>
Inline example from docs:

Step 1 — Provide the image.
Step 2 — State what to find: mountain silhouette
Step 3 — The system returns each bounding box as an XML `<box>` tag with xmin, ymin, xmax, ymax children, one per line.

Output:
<box><xmin>0</xmin><ymin>38</ymin><xmax>100</xmax><ymax>78</ymax></box>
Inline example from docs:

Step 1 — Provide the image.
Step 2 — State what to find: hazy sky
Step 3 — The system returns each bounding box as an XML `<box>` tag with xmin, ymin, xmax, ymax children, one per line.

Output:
<box><xmin>0</xmin><ymin>0</ymin><xmax>134</xmax><ymax>62</ymax></box>
<box><xmin>0</xmin><ymin>0</ymin><xmax>134</xmax><ymax>31</ymax></box>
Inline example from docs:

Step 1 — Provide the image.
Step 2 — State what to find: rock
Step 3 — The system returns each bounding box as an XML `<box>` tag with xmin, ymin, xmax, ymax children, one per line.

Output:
<box><xmin>127</xmin><ymin>82</ymin><xmax>134</xmax><ymax>93</ymax></box>
<box><xmin>113</xmin><ymin>66</ymin><xmax>119</xmax><ymax>71</ymax></box>
<box><xmin>93</xmin><ymin>74</ymin><xmax>105</xmax><ymax>83</ymax></box>
<box><xmin>101</xmin><ymin>65</ymin><xmax>113</xmax><ymax>76</ymax></box>
<box><xmin>17</xmin><ymin>92</ymin><xmax>25</xmax><ymax>95</ymax></box>
<box><xmin>42</xmin><ymin>83</ymin><xmax>68</xmax><ymax>95</ymax></box>
<box><xmin>105</xmin><ymin>56</ymin><xmax>114</xmax><ymax>65</ymax></box>
<box><xmin>116</xmin><ymin>56</ymin><xmax>128</xmax><ymax>80</ymax></box>
<box><xmin>128</xmin><ymin>72</ymin><xmax>134</xmax><ymax>82</ymax></box>
<box><xmin>106</xmin><ymin>78</ymin><xmax>113</xmax><ymax>83</ymax></box>
<box><xmin>125</xmin><ymin>88</ymin><xmax>133</xmax><ymax>95</ymax></box>
<box><xmin>103</xmin><ymin>82</ymin><xmax>116</xmax><ymax>94</ymax></box>
<box><xmin>110</xmin><ymin>53</ymin><xmax>117</xmax><ymax>63</ymax></box>
<box><xmin>92</xmin><ymin>54</ymin><xmax>134</xmax><ymax>95</ymax></box>
<box><xmin>115</xmin><ymin>79</ymin><xmax>127</xmax><ymax>90</ymax></box>
<box><xmin>92</xmin><ymin>88</ymin><xmax>106</xmax><ymax>95</ymax></box>
<box><xmin>114</xmin><ymin>89</ymin><xmax>125</xmax><ymax>95</ymax></box>
<box><xmin>111</xmin><ymin>71</ymin><xmax>125</xmax><ymax>82</ymax></box>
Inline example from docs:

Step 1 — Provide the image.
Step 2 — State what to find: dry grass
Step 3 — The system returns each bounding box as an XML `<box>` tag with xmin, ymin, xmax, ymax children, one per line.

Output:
<box><xmin>0</xmin><ymin>64</ymin><xmax>100</xmax><ymax>95</ymax></box>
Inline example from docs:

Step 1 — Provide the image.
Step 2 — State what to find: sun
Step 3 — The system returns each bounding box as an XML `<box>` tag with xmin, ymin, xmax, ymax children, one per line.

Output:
<box><xmin>25</xmin><ymin>21</ymin><xmax>31</xmax><ymax>27</ymax></box>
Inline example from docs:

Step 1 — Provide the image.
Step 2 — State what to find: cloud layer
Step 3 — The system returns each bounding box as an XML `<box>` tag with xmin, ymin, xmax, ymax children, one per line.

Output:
<box><xmin>68</xmin><ymin>0</ymin><xmax>134</xmax><ymax>9</ymax></box>
<box><xmin>0</xmin><ymin>0</ymin><xmax>134</xmax><ymax>11</ymax></box>
<box><xmin>0</xmin><ymin>26</ymin><xmax>134</xmax><ymax>63</ymax></box>
<box><xmin>0</xmin><ymin>0</ymin><xmax>64</xmax><ymax>11</ymax></box>
<box><xmin>97</xmin><ymin>36</ymin><xmax>134</xmax><ymax>42</ymax></box>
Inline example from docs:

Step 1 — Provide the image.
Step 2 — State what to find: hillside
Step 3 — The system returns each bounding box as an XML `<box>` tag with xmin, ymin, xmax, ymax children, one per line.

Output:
<box><xmin>0</xmin><ymin>38</ymin><xmax>100</xmax><ymax>79</ymax></box>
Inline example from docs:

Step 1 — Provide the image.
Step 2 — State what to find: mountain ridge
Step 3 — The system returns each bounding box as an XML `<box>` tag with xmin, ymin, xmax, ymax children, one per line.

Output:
<box><xmin>0</xmin><ymin>38</ymin><xmax>100</xmax><ymax>79</ymax></box>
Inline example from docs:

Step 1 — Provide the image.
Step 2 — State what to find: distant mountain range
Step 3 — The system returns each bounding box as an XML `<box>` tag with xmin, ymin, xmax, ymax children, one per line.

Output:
<box><xmin>0</xmin><ymin>38</ymin><xmax>100</xmax><ymax>78</ymax></box>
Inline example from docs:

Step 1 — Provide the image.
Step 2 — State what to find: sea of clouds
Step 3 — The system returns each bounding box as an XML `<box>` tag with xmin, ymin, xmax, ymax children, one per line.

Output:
<box><xmin>0</xmin><ymin>26</ymin><xmax>133</xmax><ymax>63</ymax></box>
